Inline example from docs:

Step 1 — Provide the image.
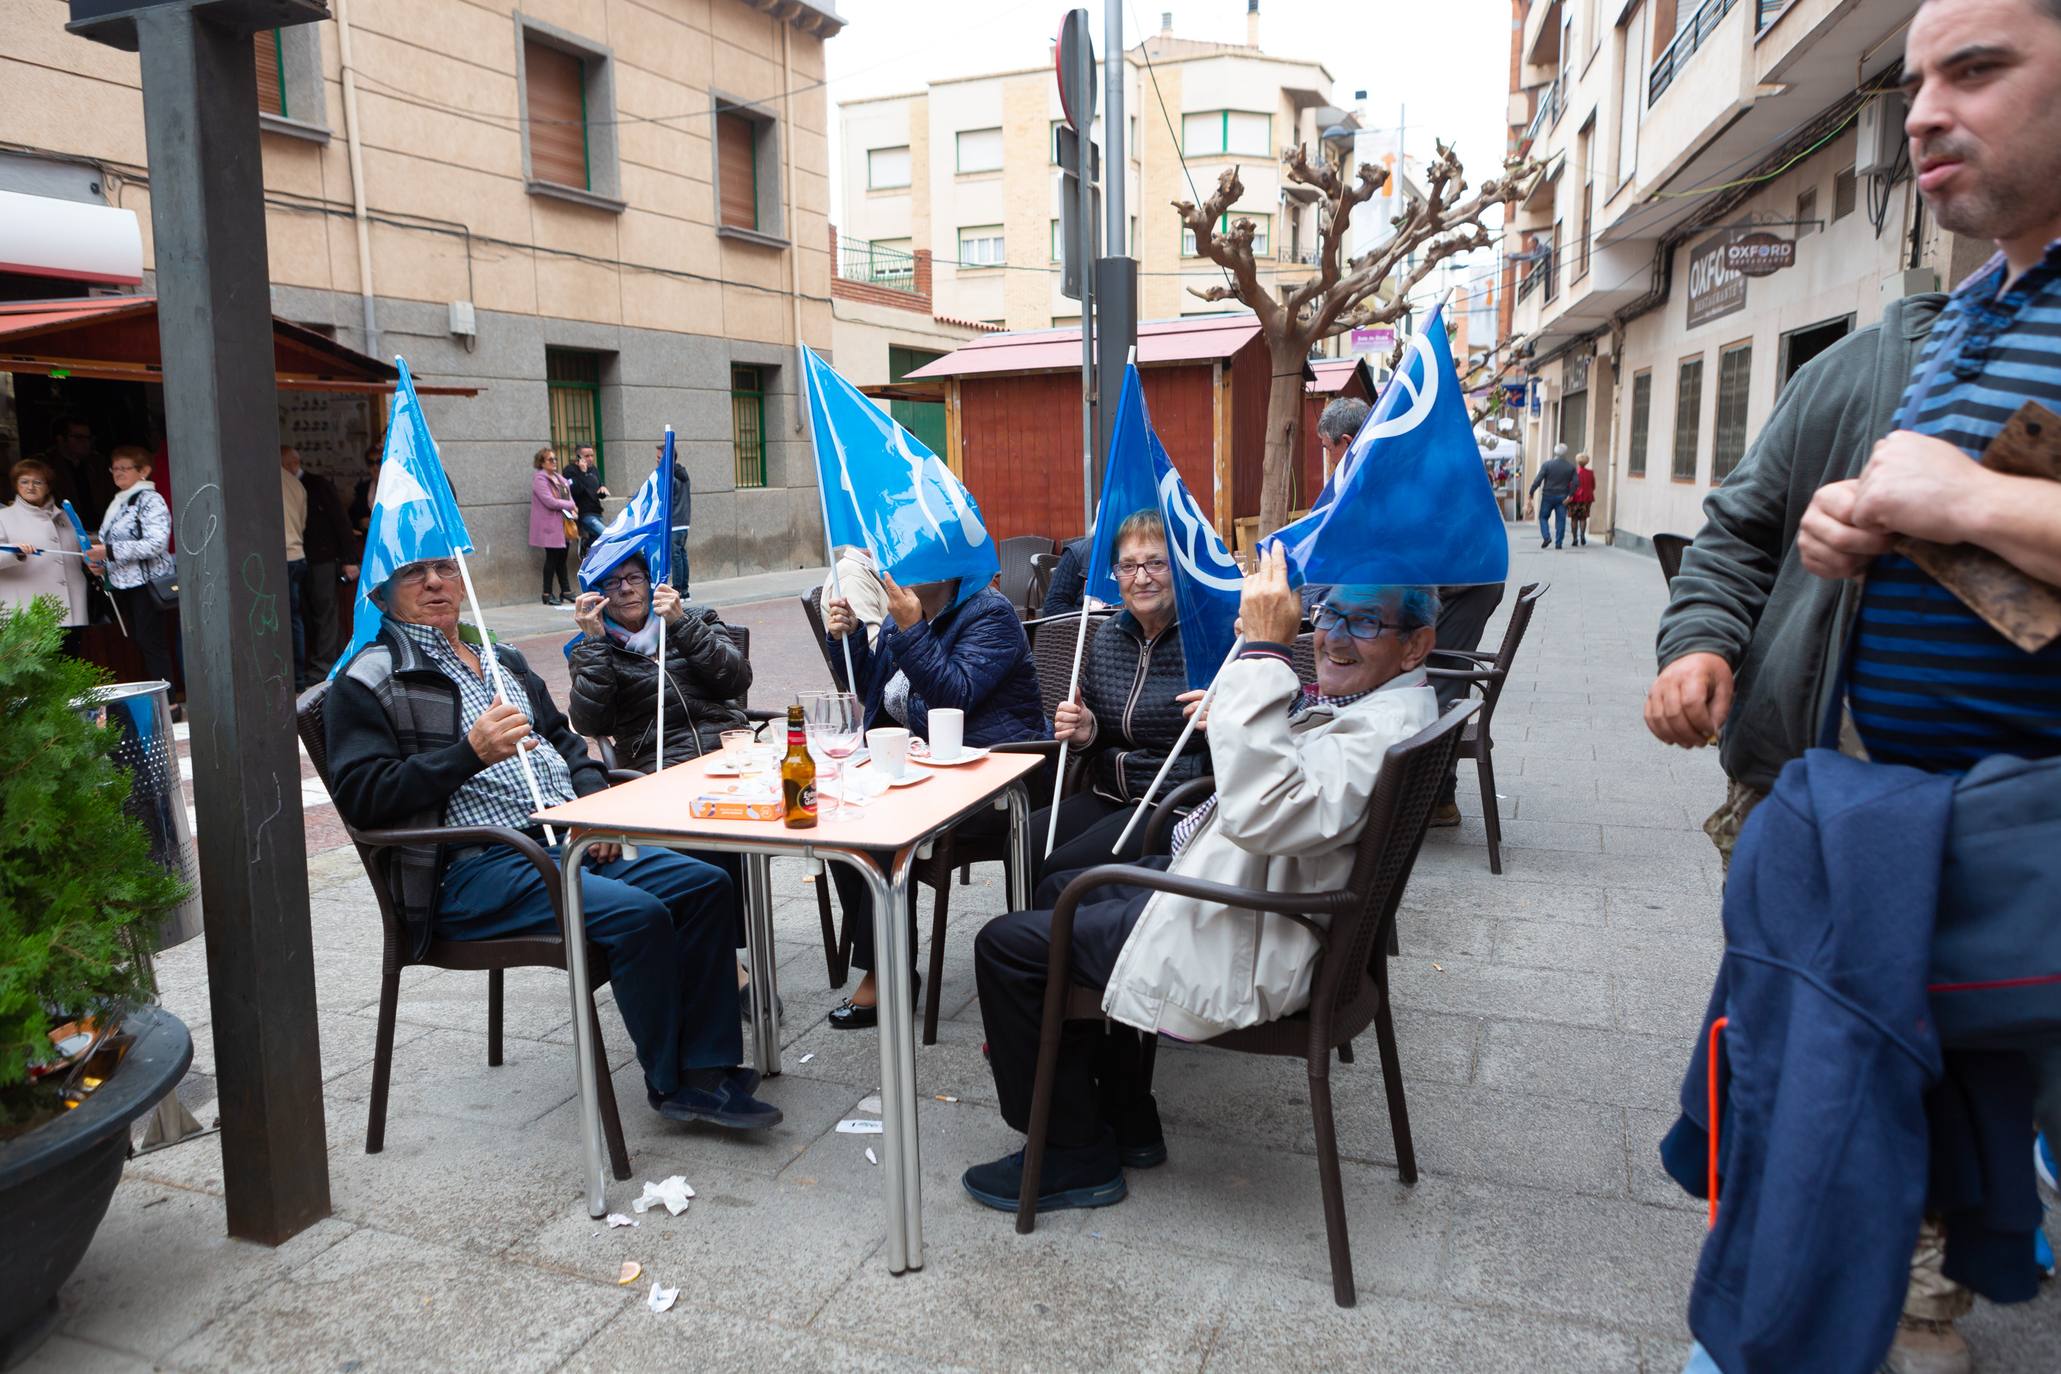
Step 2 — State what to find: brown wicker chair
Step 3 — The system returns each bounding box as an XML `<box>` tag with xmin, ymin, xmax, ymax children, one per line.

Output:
<box><xmin>997</xmin><ymin>535</ymin><xmax>1056</xmax><ymax>620</ymax></box>
<box><xmin>1014</xmin><ymin>700</ymin><xmax>1477</xmax><ymax>1308</ymax></box>
<box><xmin>1423</xmin><ymin>581</ymin><xmax>1546</xmax><ymax>875</ymax></box>
<box><xmin>1025</xmin><ymin>552</ymin><xmax>1062</xmax><ymax>617</ymax></box>
<box><xmin>294</xmin><ymin>682</ymin><xmax>633</xmax><ymax>1180</ymax></box>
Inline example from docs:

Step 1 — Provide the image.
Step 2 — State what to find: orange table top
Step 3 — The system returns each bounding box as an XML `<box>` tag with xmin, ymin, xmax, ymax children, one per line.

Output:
<box><xmin>534</xmin><ymin>749</ymin><xmax>1043</xmax><ymax>851</ymax></box>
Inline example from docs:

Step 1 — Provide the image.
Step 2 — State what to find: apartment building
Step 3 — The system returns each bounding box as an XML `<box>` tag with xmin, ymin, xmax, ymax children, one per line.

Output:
<box><xmin>834</xmin><ymin>6</ymin><xmax>1354</xmax><ymax>337</ymax></box>
<box><xmin>0</xmin><ymin>0</ymin><xmax>841</xmax><ymax>600</ymax></box>
<box><xmin>1501</xmin><ymin>0</ymin><xmax>1984</xmax><ymax>551</ymax></box>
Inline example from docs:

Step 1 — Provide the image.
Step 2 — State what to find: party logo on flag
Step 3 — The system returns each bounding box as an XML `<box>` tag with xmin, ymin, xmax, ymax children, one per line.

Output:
<box><xmin>1268</xmin><ymin>305</ymin><xmax>1507</xmax><ymax>589</ymax></box>
<box><xmin>332</xmin><ymin>358</ymin><xmax>475</xmax><ymax>676</ymax></box>
<box><xmin>801</xmin><ymin>346</ymin><xmax>997</xmax><ymax>607</ymax></box>
<box><xmin>1084</xmin><ymin>365</ymin><xmax>1242</xmax><ymax>692</ymax></box>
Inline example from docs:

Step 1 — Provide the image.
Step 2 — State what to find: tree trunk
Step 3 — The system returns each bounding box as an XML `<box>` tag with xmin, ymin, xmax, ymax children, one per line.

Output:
<box><xmin>1257</xmin><ymin>338</ymin><xmax>1309</xmax><ymax>537</ymax></box>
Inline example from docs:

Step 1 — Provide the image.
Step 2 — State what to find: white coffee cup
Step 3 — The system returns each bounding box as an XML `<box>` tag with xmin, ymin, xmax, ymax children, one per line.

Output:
<box><xmin>927</xmin><ymin>708</ymin><xmax>964</xmax><ymax>762</ymax></box>
<box><xmin>867</xmin><ymin>727</ymin><xmax>911</xmax><ymax>779</ymax></box>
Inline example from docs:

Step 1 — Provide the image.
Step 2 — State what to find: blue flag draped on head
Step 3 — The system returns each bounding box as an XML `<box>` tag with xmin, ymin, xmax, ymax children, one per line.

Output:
<box><xmin>332</xmin><ymin>358</ymin><xmax>475</xmax><ymax>677</ymax></box>
<box><xmin>1084</xmin><ymin>364</ymin><xmax>1242</xmax><ymax>693</ymax></box>
<box><xmin>801</xmin><ymin>345</ymin><xmax>998</xmax><ymax>609</ymax></box>
<box><xmin>579</xmin><ymin>428</ymin><xmax>674</xmax><ymax>592</ymax></box>
<box><xmin>1267</xmin><ymin>304</ymin><xmax>1509</xmax><ymax>588</ymax></box>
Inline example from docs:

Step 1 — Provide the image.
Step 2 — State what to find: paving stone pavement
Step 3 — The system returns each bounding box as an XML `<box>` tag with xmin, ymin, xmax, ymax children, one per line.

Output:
<box><xmin>41</xmin><ymin>531</ymin><xmax>2061</xmax><ymax>1373</ymax></box>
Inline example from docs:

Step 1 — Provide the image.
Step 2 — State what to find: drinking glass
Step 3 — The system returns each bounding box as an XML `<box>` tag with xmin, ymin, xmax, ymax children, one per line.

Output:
<box><xmin>805</xmin><ymin>692</ymin><xmax>864</xmax><ymax>819</ymax></box>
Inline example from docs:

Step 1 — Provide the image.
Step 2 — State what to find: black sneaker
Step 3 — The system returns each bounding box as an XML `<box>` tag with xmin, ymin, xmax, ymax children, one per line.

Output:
<box><xmin>647</xmin><ymin>1067</ymin><xmax>761</xmax><ymax>1111</ymax></box>
<box><xmin>962</xmin><ymin>1145</ymin><xmax>1126</xmax><ymax>1213</ymax></box>
<box><xmin>654</xmin><ymin>1077</ymin><xmax>783</xmax><ymax>1130</ymax></box>
<box><xmin>1115</xmin><ymin>1096</ymin><xmax>1168</xmax><ymax>1170</ymax></box>
<box><xmin>738</xmin><ymin>982</ymin><xmax>785</xmax><ymax>1022</ymax></box>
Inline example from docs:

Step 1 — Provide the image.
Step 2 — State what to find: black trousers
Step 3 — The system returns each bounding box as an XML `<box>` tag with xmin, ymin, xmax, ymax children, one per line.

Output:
<box><xmin>1433</xmin><ymin>582</ymin><xmax>1505</xmax><ymax>802</ymax></box>
<box><xmin>826</xmin><ymin>805</ymin><xmax>1011</xmax><ymax>973</ymax></box>
<box><xmin>112</xmin><ymin>584</ymin><xmax>177</xmax><ymax>685</ymax></box>
<box><xmin>1029</xmin><ymin>790</ymin><xmax>1150</xmax><ymax>895</ymax></box>
<box><xmin>542</xmin><ymin>547</ymin><xmax>572</xmax><ymax>599</ymax></box>
<box><xmin>975</xmin><ymin>854</ymin><xmax>1174</xmax><ymax>1150</ymax></box>
<box><xmin>304</xmin><ymin>559</ymin><xmax>343</xmax><ymax>677</ymax></box>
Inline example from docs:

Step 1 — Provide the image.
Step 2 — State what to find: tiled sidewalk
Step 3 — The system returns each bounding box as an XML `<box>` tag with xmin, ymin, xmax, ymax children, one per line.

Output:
<box><xmin>35</xmin><ymin>532</ymin><xmax>2060</xmax><ymax>1373</ymax></box>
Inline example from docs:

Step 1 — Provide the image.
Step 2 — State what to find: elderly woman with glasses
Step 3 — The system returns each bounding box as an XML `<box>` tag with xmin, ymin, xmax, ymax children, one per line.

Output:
<box><xmin>1033</xmin><ymin>508</ymin><xmax>1212</xmax><ymax>888</ymax></box>
<box><xmin>566</xmin><ymin>555</ymin><xmax>750</xmax><ymax>773</ymax></box>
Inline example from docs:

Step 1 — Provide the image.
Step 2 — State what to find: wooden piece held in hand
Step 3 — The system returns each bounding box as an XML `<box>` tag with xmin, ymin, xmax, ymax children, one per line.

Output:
<box><xmin>1895</xmin><ymin>401</ymin><xmax>2061</xmax><ymax>653</ymax></box>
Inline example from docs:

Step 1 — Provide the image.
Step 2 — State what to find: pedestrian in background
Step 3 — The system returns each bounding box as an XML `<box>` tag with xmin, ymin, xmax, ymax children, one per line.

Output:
<box><xmin>1529</xmin><ymin>442</ymin><xmax>1577</xmax><ymax>549</ymax></box>
<box><xmin>666</xmin><ymin>445</ymin><xmax>693</xmax><ymax>594</ymax></box>
<box><xmin>293</xmin><ymin>446</ymin><xmax>355</xmax><ymax>679</ymax></box>
<box><xmin>0</xmin><ymin>458</ymin><xmax>90</xmax><ymax>655</ymax></box>
<box><xmin>1316</xmin><ymin>395</ymin><xmax>1370</xmax><ymax>484</ymax></box>
<box><xmin>567</xmin><ymin>444</ymin><xmax>610</xmax><ymax>545</ymax></box>
<box><xmin>88</xmin><ymin>446</ymin><xmax>177</xmax><ymax>686</ymax></box>
<box><xmin>279</xmin><ymin>445</ymin><xmax>310</xmax><ymax>688</ymax></box>
<box><xmin>349</xmin><ymin>442</ymin><xmax>381</xmax><ymax>536</ymax></box>
<box><xmin>529</xmin><ymin>446</ymin><xmax>577</xmax><ymax>606</ymax></box>
<box><xmin>1566</xmin><ymin>453</ymin><xmax>1596</xmax><ymax>547</ymax></box>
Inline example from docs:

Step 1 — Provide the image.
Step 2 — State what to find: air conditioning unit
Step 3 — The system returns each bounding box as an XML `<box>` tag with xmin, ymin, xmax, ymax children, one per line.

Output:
<box><xmin>1855</xmin><ymin>91</ymin><xmax>1906</xmax><ymax>177</ymax></box>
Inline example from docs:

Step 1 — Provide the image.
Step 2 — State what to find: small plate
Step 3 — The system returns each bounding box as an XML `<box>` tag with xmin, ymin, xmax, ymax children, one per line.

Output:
<box><xmin>882</xmin><ymin>767</ymin><xmax>932</xmax><ymax>788</ymax></box>
<box><xmin>915</xmin><ymin>745</ymin><xmax>989</xmax><ymax>767</ymax></box>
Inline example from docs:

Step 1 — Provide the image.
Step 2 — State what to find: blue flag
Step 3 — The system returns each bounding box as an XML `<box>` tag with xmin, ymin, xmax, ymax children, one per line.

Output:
<box><xmin>1084</xmin><ymin>365</ymin><xmax>1242</xmax><ymax>693</ymax></box>
<box><xmin>801</xmin><ymin>346</ymin><xmax>998</xmax><ymax>609</ymax></box>
<box><xmin>1267</xmin><ymin>305</ymin><xmax>1508</xmax><ymax>588</ymax></box>
<box><xmin>579</xmin><ymin>428</ymin><xmax>674</xmax><ymax>592</ymax></box>
<box><xmin>332</xmin><ymin>358</ymin><xmax>475</xmax><ymax>676</ymax></box>
<box><xmin>59</xmin><ymin>499</ymin><xmax>94</xmax><ymax>552</ymax></box>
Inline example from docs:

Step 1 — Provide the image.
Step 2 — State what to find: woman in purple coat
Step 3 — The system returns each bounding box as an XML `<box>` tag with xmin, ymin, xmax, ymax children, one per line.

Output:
<box><xmin>529</xmin><ymin>447</ymin><xmax>578</xmax><ymax>605</ymax></box>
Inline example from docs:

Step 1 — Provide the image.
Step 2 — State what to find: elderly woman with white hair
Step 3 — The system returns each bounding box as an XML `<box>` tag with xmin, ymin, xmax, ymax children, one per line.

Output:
<box><xmin>961</xmin><ymin>550</ymin><xmax>1445</xmax><ymax>1212</ymax></box>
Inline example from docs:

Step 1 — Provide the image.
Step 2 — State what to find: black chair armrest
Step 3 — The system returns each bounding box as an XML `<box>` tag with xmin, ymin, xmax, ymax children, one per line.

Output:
<box><xmin>606</xmin><ymin>769</ymin><xmax>643</xmax><ymax>787</ymax></box>
<box><xmin>1428</xmin><ymin>648</ymin><xmax>1497</xmax><ymax>666</ymax></box>
<box><xmin>1423</xmin><ymin>667</ymin><xmax>1500</xmax><ymax>687</ymax></box>
<box><xmin>1052</xmin><ymin>862</ymin><xmax>1349</xmax><ymax>947</ymax></box>
<box><xmin>992</xmin><ymin>739</ymin><xmax>1065</xmax><ymax>756</ymax></box>
<box><xmin>1142</xmin><ymin>774</ymin><xmax>1218</xmax><ymax>854</ymax></box>
<box><xmin>744</xmin><ymin>708</ymin><xmax>784</xmax><ymax>723</ymax></box>
<box><xmin>353</xmin><ymin>822</ymin><xmax>561</xmax><ymax>908</ymax></box>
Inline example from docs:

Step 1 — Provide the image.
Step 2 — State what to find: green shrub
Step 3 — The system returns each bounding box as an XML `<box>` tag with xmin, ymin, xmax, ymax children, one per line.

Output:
<box><xmin>0</xmin><ymin>598</ymin><xmax>188</xmax><ymax>1130</ymax></box>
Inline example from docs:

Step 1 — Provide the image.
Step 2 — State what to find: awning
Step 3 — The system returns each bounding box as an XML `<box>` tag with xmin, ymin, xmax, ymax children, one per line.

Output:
<box><xmin>0</xmin><ymin>296</ymin><xmax>480</xmax><ymax>394</ymax></box>
<box><xmin>907</xmin><ymin>312</ymin><xmax>1311</xmax><ymax>381</ymax></box>
<box><xmin>1307</xmin><ymin>356</ymin><xmax>1377</xmax><ymax>396</ymax></box>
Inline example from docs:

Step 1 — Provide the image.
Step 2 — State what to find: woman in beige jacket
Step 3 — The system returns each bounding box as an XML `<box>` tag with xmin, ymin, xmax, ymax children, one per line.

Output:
<box><xmin>0</xmin><ymin>458</ymin><xmax>91</xmax><ymax>649</ymax></box>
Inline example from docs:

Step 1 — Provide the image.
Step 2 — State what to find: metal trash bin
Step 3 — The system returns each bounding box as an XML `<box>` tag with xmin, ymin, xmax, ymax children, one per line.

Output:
<box><xmin>82</xmin><ymin>680</ymin><xmax>203</xmax><ymax>952</ymax></box>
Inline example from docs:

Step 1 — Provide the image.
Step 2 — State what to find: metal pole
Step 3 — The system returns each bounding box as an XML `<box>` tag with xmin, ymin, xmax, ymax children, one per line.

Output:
<box><xmin>800</xmin><ymin>345</ymin><xmax>861</xmax><ymax>690</ymax></box>
<box><xmin>1104</xmin><ymin>0</ymin><xmax>1124</xmax><ymax>245</ymax></box>
<box><xmin>131</xmin><ymin>1</ymin><xmax>329</xmax><ymax>1245</ymax></box>
<box><xmin>1076</xmin><ymin>31</ymin><xmax>1097</xmax><ymax>536</ymax></box>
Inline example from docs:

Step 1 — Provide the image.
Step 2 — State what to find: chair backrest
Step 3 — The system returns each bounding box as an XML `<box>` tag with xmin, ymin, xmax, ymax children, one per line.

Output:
<box><xmin>1473</xmin><ymin>581</ymin><xmax>1546</xmax><ymax>727</ymax></box>
<box><xmin>996</xmin><ymin>535</ymin><xmax>1055</xmax><ymax>620</ymax></box>
<box><xmin>1313</xmin><ymin>701</ymin><xmax>1478</xmax><ymax>1034</ymax></box>
<box><xmin>1026</xmin><ymin>552</ymin><xmax>1061</xmax><ymax>617</ymax></box>
<box><xmin>296</xmin><ymin>681</ymin><xmax>412</xmax><ymax>944</ymax></box>
<box><xmin>1653</xmin><ymin>533</ymin><xmax>1692</xmax><ymax>589</ymax></box>
<box><xmin>799</xmin><ymin>585</ymin><xmax>843</xmax><ymax>686</ymax></box>
<box><xmin>1291</xmin><ymin>631</ymin><xmax>1317</xmax><ymax>687</ymax></box>
<box><xmin>1027</xmin><ymin>609</ymin><xmax>1110</xmax><ymax>723</ymax></box>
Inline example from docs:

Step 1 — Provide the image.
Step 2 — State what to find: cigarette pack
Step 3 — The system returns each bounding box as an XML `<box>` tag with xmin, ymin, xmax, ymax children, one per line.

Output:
<box><xmin>689</xmin><ymin>779</ymin><xmax>786</xmax><ymax>822</ymax></box>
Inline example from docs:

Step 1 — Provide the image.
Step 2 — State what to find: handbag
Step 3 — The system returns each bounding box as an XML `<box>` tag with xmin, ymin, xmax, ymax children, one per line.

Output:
<box><xmin>1928</xmin><ymin>753</ymin><xmax>2061</xmax><ymax>1048</ymax></box>
<box><xmin>563</xmin><ymin>515</ymin><xmax>580</xmax><ymax>543</ymax></box>
<box><xmin>145</xmin><ymin>568</ymin><xmax>178</xmax><ymax>610</ymax></box>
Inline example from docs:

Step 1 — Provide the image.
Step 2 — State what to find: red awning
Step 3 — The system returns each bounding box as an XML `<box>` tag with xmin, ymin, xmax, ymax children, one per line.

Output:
<box><xmin>0</xmin><ymin>297</ymin><xmax>480</xmax><ymax>394</ymax></box>
<box><xmin>1307</xmin><ymin>356</ymin><xmax>1377</xmax><ymax>396</ymax></box>
<box><xmin>905</xmin><ymin>312</ymin><xmax>1312</xmax><ymax>381</ymax></box>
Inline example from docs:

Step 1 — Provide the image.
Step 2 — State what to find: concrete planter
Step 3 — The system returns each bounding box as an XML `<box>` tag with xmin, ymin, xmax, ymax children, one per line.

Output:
<box><xmin>0</xmin><ymin>1006</ymin><xmax>192</xmax><ymax>1368</ymax></box>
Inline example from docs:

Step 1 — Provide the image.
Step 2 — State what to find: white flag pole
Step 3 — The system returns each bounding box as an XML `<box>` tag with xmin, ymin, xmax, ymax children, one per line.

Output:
<box><xmin>452</xmin><ymin>548</ymin><xmax>558</xmax><ymax>846</ymax></box>
<box><xmin>799</xmin><ymin>344</ymin><xmax>860</xmax><ymax>692</ymax></box>
<box><xmin>1110</xmin><ymin>635</ymin><xmax>1243</xmax><ymax>854</ymax></box>
<box><xmin>655</xmin><ymin>425</ymin><xmax>673</xmax><ymax>773</ymax></box>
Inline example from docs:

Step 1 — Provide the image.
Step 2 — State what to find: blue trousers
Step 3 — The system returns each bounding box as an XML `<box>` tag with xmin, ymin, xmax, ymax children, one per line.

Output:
<box><xmin>437</xmin><ymin>846</ymin><xmax>742</xmax><ymax>1096</ymax></box>
<box><xmin>578</xmin><ymin>513</ymin><xmax>606</xmax><ymax>542</ymax></box>
<box><xmin>1538</xmin><ymin>494</ymin><xmax>1567</xmax><ymax>547</ymax></box>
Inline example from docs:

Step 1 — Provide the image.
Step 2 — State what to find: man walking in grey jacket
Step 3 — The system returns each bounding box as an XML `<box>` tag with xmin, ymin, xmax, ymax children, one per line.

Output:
<box><xmin>1528</xmin><ymin>443</ymin><xmax>1578</xmax><ymax>549</ymax></box>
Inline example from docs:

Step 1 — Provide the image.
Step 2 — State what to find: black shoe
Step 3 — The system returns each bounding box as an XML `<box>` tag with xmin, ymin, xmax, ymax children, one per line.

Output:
<box><xmin>1541</xmin><ymin>538</ymin><xmax>1551</xmax><ymax>548</ymax></box>
<box><xmin>825</xmin><ymin>973</ymin><xmax>918</xmax><ymax>1031</ymax></box>
<box><xmin>962</xmin><ymin>1144</ymin><xmax>1126</xmax><ymax>1213</ymax></box>
<box><xmin>739</xmin><ymin>982</ymin><xmax>786</xmax><ymax>1022</ymax></box>
<box><xmin>542</xmin><ymin>595</ymin><xmax>555</xmax><ymax>606</ymax></box>
<box><xmin>654</xmin><ymin>1077</ymin><xmax>783</xmax><ymax>1130</ymax></box>
<box><xmin>648</xmin><ymin>1066</ymin><xmax>761</xmax><ymax>1109</ymax></box>
<box><xmin>1115</xmin><ymin>1096</ymin><xmax>1168</xmax><ymax>1170</ymax></box>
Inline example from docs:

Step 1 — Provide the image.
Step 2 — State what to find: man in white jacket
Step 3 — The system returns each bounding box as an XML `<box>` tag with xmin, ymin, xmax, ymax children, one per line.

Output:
<box><xmin>963</xmin><ymin>547</ymin><xmax>1442</xmax><ymax>1213</ymax></box>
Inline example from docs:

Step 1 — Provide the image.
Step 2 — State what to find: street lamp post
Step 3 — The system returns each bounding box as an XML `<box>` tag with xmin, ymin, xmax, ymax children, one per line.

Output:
<box><xmin>69</xmin><ymin>0</ymin><xmax>334</xmax><ymax>1246</ymax></box>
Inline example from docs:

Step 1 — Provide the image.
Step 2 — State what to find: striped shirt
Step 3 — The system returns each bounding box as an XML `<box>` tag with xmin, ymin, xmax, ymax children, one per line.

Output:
<box><xmin>1847</xmin><ymin>245</ymin><xmax>2061</xmax><ymax>773</ymax></box>
<box><xmin>390</xmin><ymin>621</ymin><xmax>575</xmax><ymax>829</ymax></box>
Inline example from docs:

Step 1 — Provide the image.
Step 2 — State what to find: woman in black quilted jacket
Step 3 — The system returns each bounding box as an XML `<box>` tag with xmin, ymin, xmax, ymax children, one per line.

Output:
<box><xmin>1034</xmin><ymin>508</ymin><xmax>1210</xmax><ymax>890</ymax></box>
<box><xmin>566</xmin><ymin>554</ymin><xmax>751</xmax><ymax>772</ymax></box>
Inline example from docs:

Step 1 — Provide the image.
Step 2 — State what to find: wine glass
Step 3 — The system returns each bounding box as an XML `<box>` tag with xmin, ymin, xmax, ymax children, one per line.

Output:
<box><xmin>806</xmin><ymin>692</ymin><xmax>864</xmax><ymax>820</ymax></box>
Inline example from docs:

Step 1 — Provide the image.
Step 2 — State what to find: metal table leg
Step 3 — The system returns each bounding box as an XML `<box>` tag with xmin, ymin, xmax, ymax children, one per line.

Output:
<box><xmin>1004</xmin><ymin>783</ymin><xmax>1031</xmax><ymax>912</ymax></box>
<box><xmin>559</xmin><ymin>835</ymin><xmax>609</xmax><ymax>1219</ymax></box>
<box><xmin>883</xmin><ymin>845</ymin><xmax>924</xmax><ymax>1270</ymax></box>
<box><xmin>823</xmin><ymin>848</ymin><xmax>919</xmax><ymax>1274</ymax></box>
<box><xmin>743</xmin><ymin>852</ymin><xmax>782</xmax><ymax>1075</ymax></box>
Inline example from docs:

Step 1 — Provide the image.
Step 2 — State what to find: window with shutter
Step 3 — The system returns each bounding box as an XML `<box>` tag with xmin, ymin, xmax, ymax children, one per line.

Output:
<box><xmin>1712</xmin><ymin>343</ymin><xmax>1753</xmax><ymax>481</ymax></box>
<box><xmin>1628</xmin><ymin>371</ymin><xmax>1652</xmax><ymax>477</ymax></box>
<box><xmin>1672</xmin><ymin>357</ymin><xmax>1704</xmax><ymax>481</ymax></box>
<box><xmin>526</xmin><ymin>40</ymin><xmax>590</xmax><ymax>190</ymax></box>
<box><xmin>955</xmin><ymin>128</ymin><xmax>1003</xmax><ymax>174</ymax></box>
<box><xmin>255</xmin><ymin>29</ymin><xmax>286</xmax><ymax>119</ymax></box>
<box><xmin>867</xmin><ymin>145</ymin><xmax>910</xmax><ymax>189</ymax></box>
<box><xmin>718</xmin><ymin>112</ymin><xmax>759</xmax><ymax>229</ymax></box>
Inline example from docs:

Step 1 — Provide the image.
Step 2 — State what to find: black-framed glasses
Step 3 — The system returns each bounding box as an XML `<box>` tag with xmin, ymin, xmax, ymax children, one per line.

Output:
<box><xmin>598</xmin><ymin>571</ymin><xmax>649</xmax><ymax>594</ymax></box>
<box><xmin>1313</xmin><ymin>605</ymin><xmax>1394</xmax><ymax>641</ymax></box>
<box><xmin>392</xmin><ymin>559</ymin><xmax>461</xmax><ymax>587</ymax></box>
<box><xmin>1114</xmin><ymin>558</ymin><xmax>1169</xmax><ymax>581</ymax></box>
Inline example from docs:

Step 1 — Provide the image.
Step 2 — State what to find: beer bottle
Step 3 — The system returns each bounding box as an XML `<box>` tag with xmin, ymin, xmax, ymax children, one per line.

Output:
<box><xmin>781</xmin><ymin>704</ymin><xmax>817</xmax><ymax>829</ymax></box>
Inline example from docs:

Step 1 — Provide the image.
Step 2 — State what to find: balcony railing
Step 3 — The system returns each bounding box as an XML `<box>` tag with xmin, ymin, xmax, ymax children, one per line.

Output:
<box><xmin>1649</xmin><ymin>0</ymin><xmax>1740</xmax><ymax>105</ymax></box>
<box><xmin>835</xmin><ymin>236</ymin><xmax>918</xmax><ymax>292</ymax></box>
<box><xmin>1515</xmin><ymin>242</ymin><xmax>1557</xmax><ymax>304</ymax></box>
<box><xmin>1520</xmin><ymin>74</ymin><xmax>1564</xmax><ymax>153</ymax></box>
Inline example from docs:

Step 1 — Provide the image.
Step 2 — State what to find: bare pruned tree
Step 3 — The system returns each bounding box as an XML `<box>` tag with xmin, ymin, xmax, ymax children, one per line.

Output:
<box><xmin>1175</xmin><ymin>139</ymin><xmax>1537</xmax><ymax>534</ymax></box>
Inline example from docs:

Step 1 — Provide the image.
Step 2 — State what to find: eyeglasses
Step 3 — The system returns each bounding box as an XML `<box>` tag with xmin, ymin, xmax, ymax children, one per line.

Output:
<box><xmin>597</xmin><ymin>571</ymin><xmax>648</xmax><ymax>593</ymax></box>
<box><xmin>391</xmin><ymin>559</ymin><xmax>461</xmax><ymax>586</ymax></box>
<box><xmin>1114</xmin><ymin>558</ymin><xmax>1169</xmax><ymax>581</ymax></box>
<box><xmin>1313</xmin><ymin>605</ymin><xmax>1396</xmax><ymax>641</ymax></box>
